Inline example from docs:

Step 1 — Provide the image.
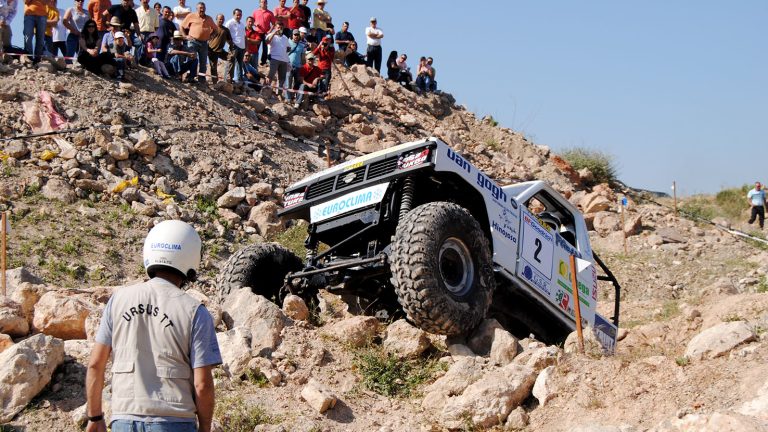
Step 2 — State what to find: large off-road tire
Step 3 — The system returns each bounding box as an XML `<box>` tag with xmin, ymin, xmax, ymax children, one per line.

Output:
<box><xmin>390</xmin><ymin>202</ymin><xmax>495</xmax><ymax>336</ymax></box>
<box><xmin>216</xmin><ymin>242</ymin><xmax>303</xmax><ymax>304</ymax></box>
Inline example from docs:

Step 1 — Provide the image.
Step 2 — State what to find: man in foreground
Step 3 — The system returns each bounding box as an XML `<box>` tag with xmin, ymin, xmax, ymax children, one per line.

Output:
<box><xmin>85</xmin><ymin>220</ymin><xmax>221</xmax><ymax>432</ymax></box>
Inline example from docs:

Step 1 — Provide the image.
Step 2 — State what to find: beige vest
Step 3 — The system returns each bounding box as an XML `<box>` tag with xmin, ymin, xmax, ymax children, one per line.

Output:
<box><xmin>109</xmin><ymin>278</ymin><xmax>201</xmax><ymax>418</ymax></box>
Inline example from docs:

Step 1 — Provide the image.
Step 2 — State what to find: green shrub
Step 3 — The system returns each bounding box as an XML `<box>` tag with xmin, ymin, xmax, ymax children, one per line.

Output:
<box><xmin>353</xmin><ymin>346</ymin><xmax>446</xmax><ymax>398</ymax></box>
<box><xmin>214</xmin><ymin>396</ymin><xmax>277</xmax><ymax>432</ymax></box>
<box><xmin>273</xmin><ymin>223</ymin><xmax>307</xmax><ymax>260</ymax></box>
<box><xmin>715</xmin><ymin>185</ymin><xmax>750</xmax><ymax>219</ymax></box>
<box><xmin>560</xmin><ymin>147</ymin><xmax>617</xmax><ymax>185</ymax></box>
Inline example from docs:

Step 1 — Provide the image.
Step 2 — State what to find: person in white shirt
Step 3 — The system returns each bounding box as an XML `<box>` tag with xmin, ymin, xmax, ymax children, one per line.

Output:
<box><xmin>265</xmin><ymin>21</ymin><xmax>289</xmax><ymax>91</ymax></box>
<box><xmin>364</xmin><ymin>16</ymin><xmax>383</xmax><ymax>73</ymax></box>
<box><xmin>51</xmin><ymin>6</ymin><xmax>68</xmax><ymax>57</ymax></box>
<box><xmin>172</xmin><ymin>0</ymin><xmax>190</xmax><ymax>29</ymax></box>
<box><xmin>135</xmin><ymin>0</ymin><xmax>158</xmax><ymax>39</ymax></box>
<box><xmin>224</xmin><ymin>8</ymin><xmax>245</xmax><ymax>83</ymax></box>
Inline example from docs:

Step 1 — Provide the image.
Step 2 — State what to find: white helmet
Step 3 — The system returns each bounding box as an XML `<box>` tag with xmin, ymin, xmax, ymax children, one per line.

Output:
<box><xmin>142</xmin><ymin>220</ymin><xmax>202</xmax><ymax>281</ymax></box>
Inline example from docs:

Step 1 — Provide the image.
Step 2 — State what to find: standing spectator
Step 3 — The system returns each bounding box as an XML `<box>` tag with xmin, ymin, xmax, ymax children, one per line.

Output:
<box><xmin>334</xmin><ymin>20</ymin><xmax>352</xmax><ymax>53</ymax></box>
<box><xmin>311</xmin><ymin>33</ymin><xmax>333</xmax><ymax>92</ymax></box>
<box><xmin>364</xmin><ymin>17</ymin><xmax>383</xmax><ymax>73</ymax></box>
<box><xmin>135</xmin><ymin>0</ymin><xmax>158</xmax><ymax>41</ymax></box>
<box><xmin>108</xmin><ymin>0</ymin><xmax>140</xmax><ymax>35</ymax></box>
<box><xmin>180</xmin><ymin>1</ymin><xmax>215</xmax><ymax>83</ymax></box>
<box><xmin>297</xmin><ymin>0</ymin><xmax>310</xmax><ymax>30</ymax></box>
<box><xmin>77</xmin><ymin>18</ymin><xmax>115</xmax><ymax>74</ymax></box>
<box><xmin>286</xmin><ymin>0</ymin><xmax>303</xmax><ymax>33</ymax></box>
<box><xmin>3</xmin><ymin>16</ymin><xmax>29</xmax><ymax>56</ymax></box>
<box><xmin>285</xmin><ymin>28</ymin><xmax>305</xmax><ymax>103</ymax></box>
<box><xmin>87</xmin><ymin>0</ymin><xmax>110</xmax><ymax>38</ymax></box>
<box><xmin>343</xmin><ymin>40</ymin><xmax>364</xmax><ymax>67</ymax></box>
<box><xmin>296</xmin><ymin>52</ymin><xmax>322</xmax><ymax>107</ymax></box>
<box><xmin>244</xmin><ymin>15</ymin><xmax>259</xmax><ymax>68</ymax></box>
<box><xmin>172</xmin><ymin>0</ymin><xmax>189</xmax><ymax>28</ymax></box>
<box><xmin>156</xmin><ymin>5</ymin><xmax>175</xmax><ymax>61</ymax></box>
<box><xmin>224</xmin><ymin>8</ymin><xmax>245</xmax><ymax>83</ymax></box>
<box><xmin>207</xmin><ymin>13</ymin><xmax>231</xmax><ymax>83</ymax></box>
<box><xmin>747</xmin><ymin>181</ymin><xmax>767</xmax><ymax>229</ymax></box>
<box><xmin>166</xmin><ymin>29</ymin><xmax>197</xmax><ymax>81</ymax></box>
<box><xmin>0</xmin><ymin>0</ymin><xmax>18</xmax><ymax>26</ymax></box>
<box><xmin>311</xmin><ymin>0</ymin><xmax>330</xmax><ymax>41</ymax></box>
<box><xmin>251</xmin><ymin>0</ymin><xmax>274</xmax><ymax>66</ymax></box>
<box><xmin>51</xmin><ymin>2</ymin><xmax>68</xmax><ymax>57</ymax></box>
<box><xmin>44</xmin><ymin>0</ymin><xmax>59</xmax><ymax>56</ymax></box>
<box><xmin>153</xmin><ymin>2</ymin><xmax>161</xmax><ymax>18</ymax></box>
<box><xmin>84</xmin><ymin>221</ymin><xmax>221</xmax><ymax>432</ymax></box>
<box><xmin>110</xmin><ymin>30</ymin><xmax>132</xmax><ymax>80</ymax></box>
<box><xmin>273</xmin><ymin>0</ymin><xmax>291</xmax><ymax>37</ymax></box>
<box><xmin>265</xmin><ymin>21</ymin><xmax>288</xmax><ymax>92</ymax></box>
<box><xmin>385</xmin><ymin>50</ymin><xmax>397</xmax><ymax>80</ymax></box>
<box><xmin>62</xmin><ymin>0</ymin><xmax>89</xmax><ymax>57</ymax></box>
<box><xmin>145</xmin><ymin>33</ymin><xmax>170</xmax><ymax>77</ymax></box>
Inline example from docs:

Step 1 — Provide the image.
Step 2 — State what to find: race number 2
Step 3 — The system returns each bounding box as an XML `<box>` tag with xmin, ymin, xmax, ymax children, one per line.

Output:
<box><xmin>521</xmin><ymin>213</ymin><xmax>555</xmax><ymax>279</ymax></box>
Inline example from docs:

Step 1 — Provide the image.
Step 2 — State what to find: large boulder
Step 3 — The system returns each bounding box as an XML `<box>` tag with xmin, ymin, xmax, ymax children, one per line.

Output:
<box><xmin>323</xmin><ymin>316</ymin><xmax>380</xmax><ymax>348</ymax></box>
<box><xmin>186</xmin><ymin>289</ymin><xmax>222</xmax><ymax>328</ymax></box>
<box><xmin>684</xmin><ymin>321</ymin><xmax>756</xmax><ymax>360</ymax></box>
<box><xmin>382</xmin><ymin>319</ymin><xmax>430</xmax><ymax>359</ymax></box>
<box><xmin>222</xmin><ymin>290</ymin><xmax>288</xmax><ymax>356</ymax></box>
<box><xmin>0</xmin><ymin>298</ymin><xmax>29</xmax><ymax>338</ymax></box>
<box><xmin>489</xmin><ymin>328</ymin><xmax>520</xmax><ymax>365</ymax></box>
<box><xmin>0</xmin><ymin>334</ymin><xmax>65</xmax><ymax>422</ymax></box>
<box><xmin>582</xmin><ymin>192</ymin><xmax>612</xmax><ymax>213</ymax></box>
<box><xmin>0</xmin><ymin>334</ymin><xmax>13</xmax><ymax>353</ymax></box>
<box><xmin>440</xmin><ymin>363</ymin><xmax>537</xmax><ymax>429</ymax></box>
<box><xmin>32</xmin><ymin>291</ymin><xmax>94</xmax><ymax>340</ymax></box>
<box><xmin>246</xmin><ymin>201</ymin><xmax>282</xmax><ymax>237</ymax></box>
<box><xmin>280</xmin><ymin>117</ymin><xmax>317</xmax><ymax>137</ymax></box>
<box><xmin>216</xmin><ymin>187</ymin><xmax>246</xmax><ymax>208</ymax></box>
<box><xmin>42</xmin><ymin>177</ymin><xmax>77</xmax><ymax>204</ymax></box>
<box><xmin>4</xmin><ymin>267</ymin><xmax>43</xmax><ymax>294</ymax></box>
<box><xmin>467</xmin><ymin>318</ymin><xmax>504</xmax><ymax>355</ymax></box>
<box><xmin>422</xmin><ymin>356</ymin><xmax>486</xmax><ymax>412</ymax></box>
<box><xmin>281</xmin><ymin>295</ymin><xmax>309</xmax><ymax>322</ymax></box>
<box><xmin>216</xmin><ymin>327</ymin><xmax>253</xmax><ymax>378</ymax></box>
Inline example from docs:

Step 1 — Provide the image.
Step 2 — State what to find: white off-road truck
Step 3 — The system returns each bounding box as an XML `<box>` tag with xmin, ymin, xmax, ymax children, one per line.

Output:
<box><xmin>217</xmin><ymin>138</ymin><xmax>620</xmax><ymax>351</ymax></box>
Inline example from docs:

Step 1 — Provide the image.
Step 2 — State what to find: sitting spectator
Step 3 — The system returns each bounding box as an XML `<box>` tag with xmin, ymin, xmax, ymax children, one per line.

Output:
<box><xmin>62</xmin><ymin>0</ymin><xmax>90</xmax><ymax>57</ymax></box>
<box><xmin>145</xmin><ymin>33</ymin><xmax>170</xmax><ymax>77</ymax></box>
<box><xmin>285</xmin><ymin>28</ymin><xmax>306</xmax><ymax>103</ymax></box>
<box><xmin>77</xmin><ymin>18</ymin><xmax>116</xmax><ymax>74</ymax></box>
<box><xmin>101</xmin><ymin>17</ymin><xmax>132</xmax><ymax>54</ymax></box>
<box><xmin>385</xmin><ymin>50</ymin><xmax>398</xmax><ymax>80</ymax></box>
<box><xmin>242</xmin><ymin>51</ymin><xmax>262</xmax><ymax>89</ymax></box>
<box><xmin>207</xmin><ymin>13</ymin><xmax>232</xmax><ymax>83</ymax></box>
<box><xmin>343</xmin><ymin>40</ymin><xmax>365</xmax><ymax>67</ymax></box>
<box><xmin>165</xmin><ymin>29</ymin><xmax>198</xmax><ymax>82</ymax></box>
<box><xmin>311</xmin><ymin>34</ymin><xmax>333</xmax><ymax>91</ymax></box>
<box><xmin>395</xmin><ymin>52</ymin><xmax>413</xmax><ymax>89</ymax></box>
<box><xmin>265</xmin><ymin>21</ymin><xmax>289</xmax><ymax>93</ymax></box>
<box><xmin>415</xmin><ymin>56</ymin><xmax>433</xmax><ymax>93</ymax></box>
<box><xmin>427</xmin><ymin>56</ymin><xmax>437</xmax><ymax>91</ymax></box>
<box><xmin>334</xmin><ymin>20</ymin><xmax>353</xmax><ymax>53</ymax></box>
<box><xmin>296</xmin><ymin>52</ymin><xmax>323</xmax><ymax>108</ymax></box>
<box><xmin>110</xmin><ymin>31</ymin><xmax>133</xmax><ymax>80</ymax></box>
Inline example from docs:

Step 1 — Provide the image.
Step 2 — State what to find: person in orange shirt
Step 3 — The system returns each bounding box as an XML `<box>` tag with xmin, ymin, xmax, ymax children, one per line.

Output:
<box><xmin>44</xmin><ymin>0</ymin><xmax>59</xmax><ymax>55</ymax></box>
<box><xmin>23</xmin><ymin>0</ymin><xmax>49</xmax><ymax>62</ymax></box>
<box><xmin>87</xmin><ymin>0</ymin><xmax>111</xmax><ymax>37</ymax></box>
<box><xmin>180</xmin><ymin>1</ymin><xmax>215</xmax><ymax>83</ymax></box>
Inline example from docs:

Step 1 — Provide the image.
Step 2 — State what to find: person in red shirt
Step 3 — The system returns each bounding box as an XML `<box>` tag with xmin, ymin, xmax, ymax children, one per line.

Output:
<box><xmin>273</xmin><ymin>0</ymin><xmax>292</xmax><ymax>37</ymax></box>
<box><xmin>296</xmin><ymin>52</ymin><xmax>324</xmax><ymax>107</ymax></box>
<box><xmin>244</xmin><ymin>15</ymin><xmax>260</xmax><ymax>68</ymax></box>
<box><xmin>286</xmin><ymin>0</ymin><xmax>304</xmax><ymax>32</ymax></box>
<box><xmin>311</xmin><ymin>34</ymin><xmax>334</xmax><ymax>93</ymax></box>
<box><xmin>251</xmin><ymin>0</ymin><xmax>274</xmax><ymax>66</ymax></box>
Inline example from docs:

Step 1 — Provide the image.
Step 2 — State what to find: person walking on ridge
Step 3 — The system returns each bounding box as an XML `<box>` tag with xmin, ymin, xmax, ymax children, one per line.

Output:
<box><xmin>747</xmin><ymin>181</ymin><xmax>767</xmax><ymax>229</ymax></box>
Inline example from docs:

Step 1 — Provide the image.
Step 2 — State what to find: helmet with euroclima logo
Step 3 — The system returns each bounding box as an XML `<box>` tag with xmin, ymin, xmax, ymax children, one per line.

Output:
<box><xmin>142</xmin><ymin>220</ymin><xmax>202</xmax><ymax>281</ymax></box>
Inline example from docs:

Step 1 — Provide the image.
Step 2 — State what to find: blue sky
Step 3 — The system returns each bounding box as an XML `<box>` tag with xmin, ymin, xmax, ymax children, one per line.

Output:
<box><xmin>8</xmin><ymin>1</ymin><xmax>766</xmax><ymax>195</ymax></box>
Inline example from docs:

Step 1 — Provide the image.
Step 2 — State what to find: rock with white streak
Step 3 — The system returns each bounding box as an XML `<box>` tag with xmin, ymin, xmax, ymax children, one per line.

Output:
<box><xmin>301</xmin><ymin>379</ymin><xmax>337</xmax><ymax>413</ymax></box>
<box><xmin>489</xmin><ymin>328</ymin><xmax>520</xmax><ymax>365</ymax></box>
<box><xmin>684</xmin><ymin>321</ymin><xmax>756</xmax><ymax>360</ymax></box>
<box><xmin>32</xmin><ymin>291</ymin><xmax>95</xmax><ymax>340</ymax></box>
<box><xmin>532</xmin><ymin>365</ymin><xmax>557</xmax><ymax>406</ymax></box>
<box><xmin>383</xmin><ymin>319</ymin><xmax>431</xmax><ymax>359</ymax></box>
<box><xmin>216</xmin><ymin>327</ymin><xmax>253</xmax><ymax>378</ymax></box>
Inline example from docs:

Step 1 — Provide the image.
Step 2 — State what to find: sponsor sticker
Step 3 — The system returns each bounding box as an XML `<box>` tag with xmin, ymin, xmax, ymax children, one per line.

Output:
<box><xmin>310</xmin><ymin>183</ymin><xmax>389</xmax><ymax>223</ymax></box>
<box><xmin>398</xmin><ymin>148</ymin><xmax>430</xmax><ymax>170</ymax></box>
<box><xmin>594</xmin><ymin>313</ymin><xmax>617</xmax><ymax>353</ymax></box>
<box><xmin>283</xmin><ymin>191</ymin><xmax>305</xmax><ymax>208</ymax></box>
<box><xmin>522</xmin><ymin>262</ymin><xmax>551</xmax><ymax>296</ymax></box>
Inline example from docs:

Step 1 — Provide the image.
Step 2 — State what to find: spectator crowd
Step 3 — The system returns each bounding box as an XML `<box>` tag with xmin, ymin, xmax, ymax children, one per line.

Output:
<box><xmin>0</xmin><ymin>0</ymin><xmax>439</xmax><ymax>107</ymax></box>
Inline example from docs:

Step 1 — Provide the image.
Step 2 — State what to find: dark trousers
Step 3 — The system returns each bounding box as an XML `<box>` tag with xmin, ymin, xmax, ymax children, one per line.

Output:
<box><xmin>366</xmin><ymin>44</ymin><xmax>381</xmax><ymax>73</ymax></box>
<box><xmin>208</xmin><ymin>50</ymin><xmax>228</xmax><ymax>82</ymax></box>
<box><xmin>749</xmin><ymin>205</ymin><xmax>765</xmax><ymax>229</ymax></box>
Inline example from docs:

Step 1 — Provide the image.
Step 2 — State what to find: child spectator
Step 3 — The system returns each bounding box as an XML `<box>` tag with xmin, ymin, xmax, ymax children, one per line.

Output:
<box><xmin>145</xmin><ymin>33</ymin><xmax>171</xmax><ymax>77</ymax></box>
<box><xmin>343</xmin><ymin>40</ymin><xmax>365</xmax><ymax>68</ymax></box>
<box><xmin>111</xmin><ymin>31</ymin><xmax>133</xmax><ymax>80</ymax></box>
<box><xmin>63</xmin><ymin>0</ymin><xmax>90</xmax><ymax>57</ymax></box>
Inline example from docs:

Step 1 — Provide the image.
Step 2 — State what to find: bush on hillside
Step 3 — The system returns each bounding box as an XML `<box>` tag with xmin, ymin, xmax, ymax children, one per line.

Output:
<box><xmin>715</xmin><ymin>184</ymin><xmax>751</xmax><ymax>219</ymax></box>
<box><xmin>560</xmin><ymin>147</ymin><xmax>617</xmax><ymax>185</ymax></box>
<box><xmin>680</xmin><ymin>185</ymin><xmax>751</xmax><ymax>224</ymax></box>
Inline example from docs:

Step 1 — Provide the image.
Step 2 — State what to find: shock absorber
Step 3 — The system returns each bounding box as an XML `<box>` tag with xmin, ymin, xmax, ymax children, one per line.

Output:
<box><xmin>304</xmin><ymin>226</ymin><xmax>318</xmax><ymax>265</ymax></box>
<box><xmin>399</xmin><ymin>177</ymin><xmax>415</xmax><ymax>221</ymax></box>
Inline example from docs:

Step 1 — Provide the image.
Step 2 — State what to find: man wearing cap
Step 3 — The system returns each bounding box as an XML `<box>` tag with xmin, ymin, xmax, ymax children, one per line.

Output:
<box><xmin>85</xmin><ymin>220</ymin><xmax>221</xmax><ymax>432</ymax></box>
<box><xmin>297</xmin><ymin>51</ymin><xmax>322</xmax><ymax>107</ymax></box>
<box><xmin>156</xmin><ymin>5</ymin><xmax>176</xmax><ymax>61</ymax></box>
<box><xmin>251</xmin><ymin>0</ymin><xmax>274</xmax><ymax>66</ymax></box>
<box><xmin>285</xmin><ymin>27</ymin><xmax>305</xmax><ymax>103</ymax></box>
<box><xmin>101</xmin><ymin>17</ymin><xmax>128</xmax><ymax>54</ymax></box>
<box><xmin>180</xmin><ymin>1</ymin><xmax>216</xmax><ymax>83</ymax></box>
<box><xmin>311</xmin><ymin>33</ymin><xmax>333</xmax><ymax>91</ymax></box>
<box><xmin>265</xmin><ymin>21</ymin><xmax>289</xmax><ymax>94</ymax></box>
<box><xmin>224</xmin><ymin>8</ymin><xmax>245</xmax><ymax>83</ymax></box>
<box><xmin>365</xmin><ymin>17</ymin><xmax>383</xmax><ymax>73</ymax></box>
<box><xmin>311</xmin><ymin>0</ymin><xmax>330</xmax><ymax>41</ymax></box>
<box><xmin>747</xmin><ymin>181</ymin><xmax>767</xmax><ymax>229</ymax></box>
<box><xmin>166</xmin><ymin>29</ymin><xmax>198</xmax><ymax>82</ymax></box>
<box><xmin>87</xmin><ymin>0</ymin><xmax>110</xmax><ymax>37</ymax></box>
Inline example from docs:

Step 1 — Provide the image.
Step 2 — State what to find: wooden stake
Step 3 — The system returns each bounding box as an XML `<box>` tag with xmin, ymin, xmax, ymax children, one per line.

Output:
<box><xmin>325</xmin><ymin>145</ymin><xmax>332</xmax><ymax>168</ymax></box>
<box><xmin>620</xmin><ymin>203</ymin><xmax>627</xmax><ymax>254</ymax></box>
<box><xmin>673</xmin><ymin>181</ymin><xmax>678</xmax><ymax>217</ymax></box>
<box><xmin>569</xmin><ymin>254</ymin><xmax>584</xmax><ymax>354</ymax></box>
<box><xmin>1</xmin><ymin>211</ymin><xmax>6</xmax><ymax>297</ymax></box>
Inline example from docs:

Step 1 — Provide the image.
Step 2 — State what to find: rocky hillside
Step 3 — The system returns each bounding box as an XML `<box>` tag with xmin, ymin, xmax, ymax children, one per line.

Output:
<box><xmin>1</xmin><ymin>59</ymin><xmax>768</xmax><ymax>432</ymax></box>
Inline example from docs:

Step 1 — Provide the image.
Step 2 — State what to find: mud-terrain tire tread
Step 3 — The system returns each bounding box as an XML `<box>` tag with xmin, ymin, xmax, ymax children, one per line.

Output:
<box><xmin>216</xmin><ymin>242</ymin><xmax>303</xmax><ymax>303</ymax></box>
<box><xmin>390</xmin><ymin>202</ymin><xmax>495</xmax><ymax>336</ymax></box>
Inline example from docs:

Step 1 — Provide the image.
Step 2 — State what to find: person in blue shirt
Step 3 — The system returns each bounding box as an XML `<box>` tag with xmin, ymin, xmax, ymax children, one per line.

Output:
<box><xmin>285</xmin><ymin>28</ymin><xmax>306</xmax><ymax>103</ymax></box>
<box><xmin>747</xmin><ymin>181</ymin><xmax>767</xmax><ymax>229</ymax></box>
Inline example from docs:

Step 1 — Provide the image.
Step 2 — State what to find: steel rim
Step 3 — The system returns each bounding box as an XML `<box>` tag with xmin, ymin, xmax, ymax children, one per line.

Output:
<box><xmin>439</xmin><ymin>237</ymin><xmax>474</xmax><ymax>297</ymax></box>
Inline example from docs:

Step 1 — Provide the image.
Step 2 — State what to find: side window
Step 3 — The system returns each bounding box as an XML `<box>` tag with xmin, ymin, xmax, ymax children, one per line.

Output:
<box><xmin>525</xmin><ymin>193</ymin><xmax>578</xmax><ymax>248</ymax></box>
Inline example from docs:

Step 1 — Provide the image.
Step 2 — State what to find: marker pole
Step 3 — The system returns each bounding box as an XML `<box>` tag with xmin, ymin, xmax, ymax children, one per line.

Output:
<box><xmin>1</xmin><ymin>211</ymin><xmax>6</xmax><ymax>296</ymax></box>
<box><xmin>672</xmin><ymin>181</ymin><xmax>678</xmax><ymax>217</ymax></box>
<box><xmin>569</xmin><ymin>254</ymin><xmax>584</xmax><ymax>353</ymax></box>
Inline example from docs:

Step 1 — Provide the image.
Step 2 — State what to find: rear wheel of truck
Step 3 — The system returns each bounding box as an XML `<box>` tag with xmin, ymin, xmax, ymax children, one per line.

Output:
<box><xmin>216</xmin><ymin>242</ymin><xmax>303</xmax><ymax>304</ymax></box>
<box><xmin>390</xmin><ymin>202</ymin><xmax>495</xmax><ymax>336</ymax></box>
